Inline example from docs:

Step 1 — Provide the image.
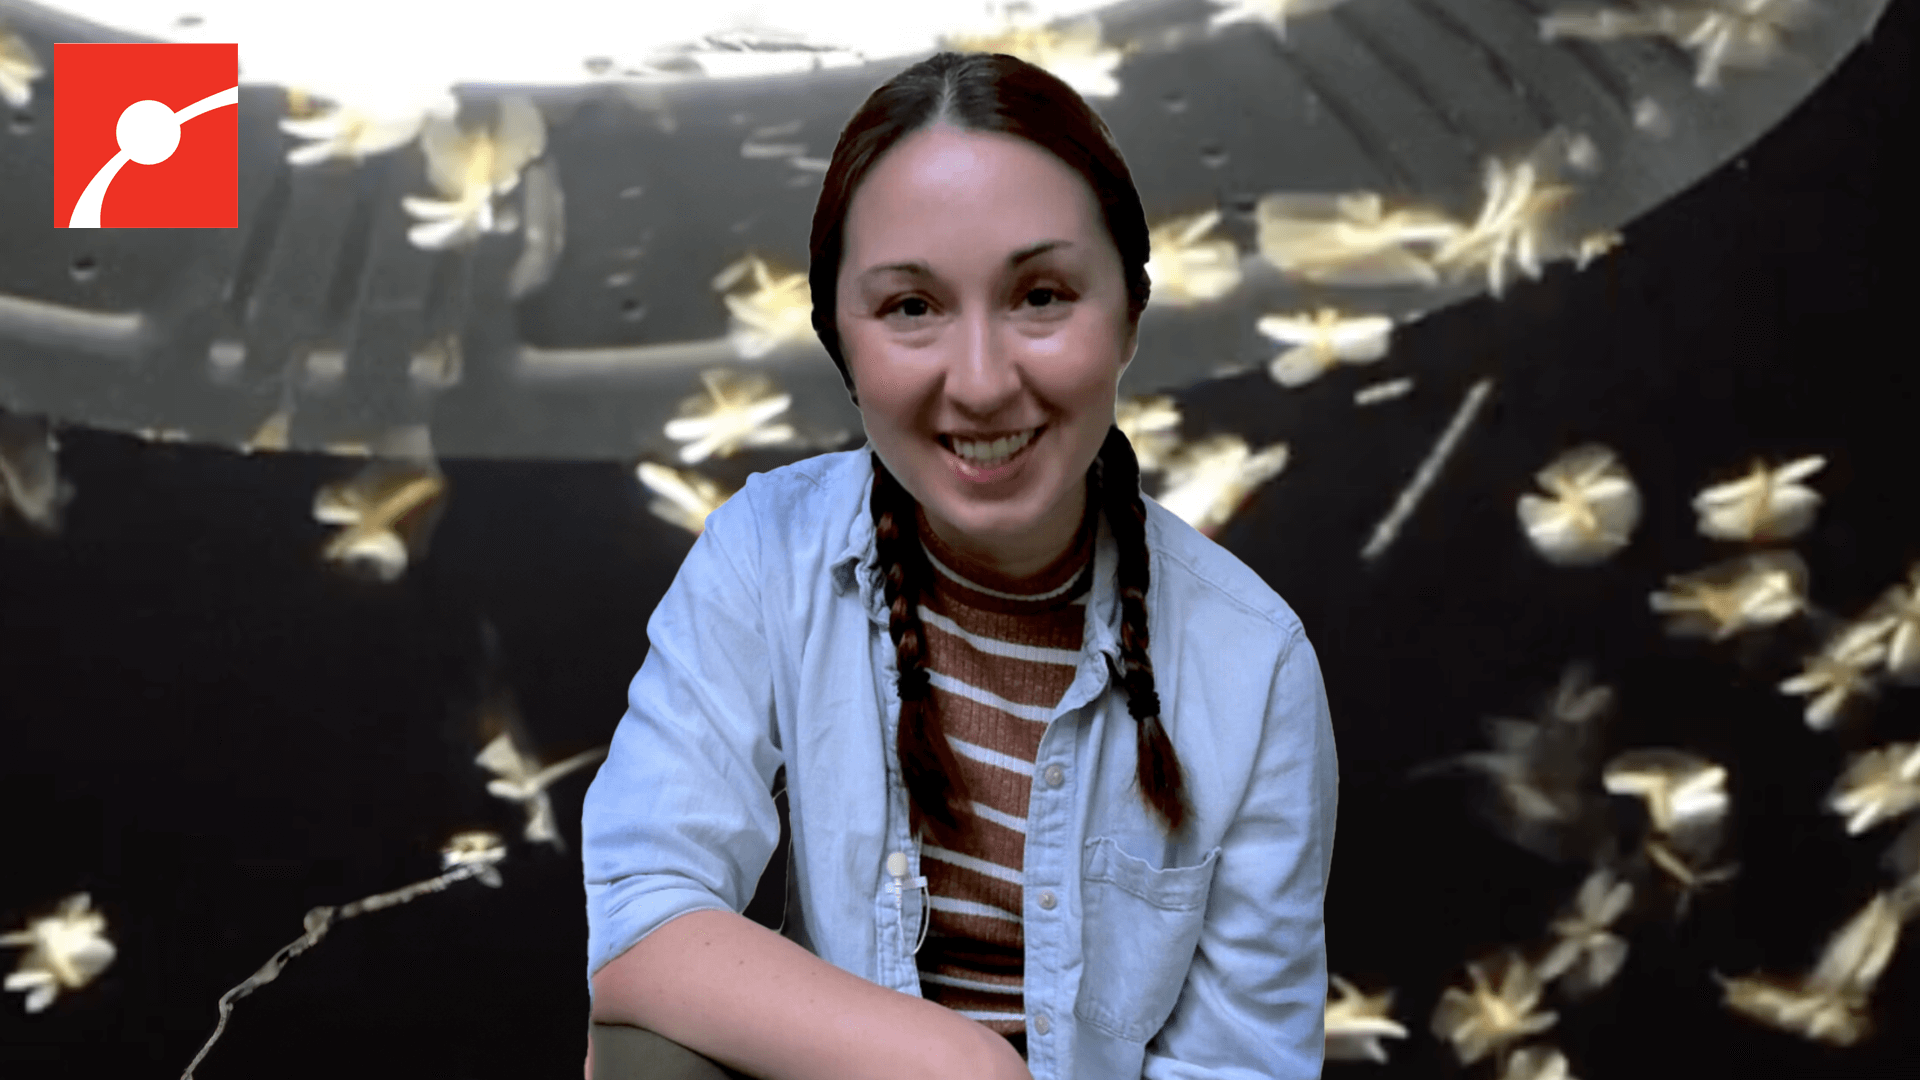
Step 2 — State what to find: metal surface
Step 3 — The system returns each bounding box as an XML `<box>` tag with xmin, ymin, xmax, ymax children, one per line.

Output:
<box><xmin>0</xmin><ymin>0</ymin><xmax>1894</xmax><ymax>460</ymax></box>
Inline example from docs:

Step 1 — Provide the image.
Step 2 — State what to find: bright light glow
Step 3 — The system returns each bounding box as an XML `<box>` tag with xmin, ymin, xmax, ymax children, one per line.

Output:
<box><xmin>53</xmin><ymin>2</ymin><xmax>1121</xmax><ymax>101</ymax></box>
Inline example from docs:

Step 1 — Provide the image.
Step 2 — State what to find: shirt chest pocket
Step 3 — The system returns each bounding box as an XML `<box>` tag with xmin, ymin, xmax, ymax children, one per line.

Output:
<box><xmin>1073</xmin><ymin>835</ymin><xmax>1221</xmax><ymax>1044</ymax></box>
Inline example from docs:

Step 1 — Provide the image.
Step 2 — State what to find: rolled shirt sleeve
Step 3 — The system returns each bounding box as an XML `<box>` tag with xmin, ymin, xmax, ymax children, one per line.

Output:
<box><xmin>582</xmin><ymin>485</ymin><xmax>786</xmax><ymax>1012</ymax></box>
<box><xmin>1142</xmin><ymin>627</ymin><xmax>1339</xmax><ymax>1079</ymax></box>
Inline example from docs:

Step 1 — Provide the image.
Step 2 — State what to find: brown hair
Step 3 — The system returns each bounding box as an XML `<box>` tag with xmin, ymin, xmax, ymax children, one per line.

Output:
<box><xmin>808</xmin><ymin>51</ymin><xmax>1190</xmax><ymax>846</ymax></box>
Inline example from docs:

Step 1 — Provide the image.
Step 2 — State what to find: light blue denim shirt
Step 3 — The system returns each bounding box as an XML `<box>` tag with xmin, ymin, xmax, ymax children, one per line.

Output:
<box><xmin>583</xmin><ymin>442</ymin><xmax>1338</xmax><ymax>1080</ymax></box>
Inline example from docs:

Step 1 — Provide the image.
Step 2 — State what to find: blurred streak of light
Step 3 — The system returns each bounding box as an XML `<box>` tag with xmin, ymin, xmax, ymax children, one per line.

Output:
<box><xmin>177</xmin><ymin>833</ymin><xmax>510</xmax><ymax>1080</ymax></box>
<box><xmin>1361</xmin><ymin>376</ymin><xmax>1493</xmax><ymax>561</ymax></box>
<box><xmin>1354</xmin><ymin>376</ymin><xmax>1413</xmax><ymax>406</ymax></box>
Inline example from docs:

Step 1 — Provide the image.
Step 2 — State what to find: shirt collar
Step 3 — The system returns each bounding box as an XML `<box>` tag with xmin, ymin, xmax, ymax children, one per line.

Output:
<box><xmin>830</xmin><ymin>441</ymin><xmax>1125</xmax><ymax>669</ymax></box>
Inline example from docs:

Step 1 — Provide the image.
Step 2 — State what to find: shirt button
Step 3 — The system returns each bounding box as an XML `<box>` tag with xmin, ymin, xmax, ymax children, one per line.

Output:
<box><xmin>1038</xmin><ymin>890</ymin><xmax>1056</xmax><ymax>910</ymax></box>
<box><xmin>1033</xmin><ymin>1013</ymin><xmax>1051</xmax><ymax>1035</ymax></box>
<box><xmin>1044</xmin><ymin>765</ymin><xmax>1064</xmax><ymax>788</ymax></box>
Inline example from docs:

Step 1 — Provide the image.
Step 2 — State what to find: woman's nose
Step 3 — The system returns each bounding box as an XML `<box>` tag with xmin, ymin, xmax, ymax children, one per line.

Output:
<box><xmin>945</xmin><ymin>313</ymin><xmax>1023</xmax><ymax>406</ymax></box>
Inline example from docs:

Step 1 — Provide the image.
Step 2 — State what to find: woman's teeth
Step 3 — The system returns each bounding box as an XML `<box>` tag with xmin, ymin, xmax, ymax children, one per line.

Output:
<box><xmin>946</xmin><ymin>428</ymin><xmax>1037</xmax><ymax>464</ymax></box>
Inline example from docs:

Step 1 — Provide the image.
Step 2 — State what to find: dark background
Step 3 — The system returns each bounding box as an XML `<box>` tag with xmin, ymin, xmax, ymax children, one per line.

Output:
<box><xmin>1</xmin><ymin>4</ymin><xmax>1917</xmax><ymax>1078</ymax></box>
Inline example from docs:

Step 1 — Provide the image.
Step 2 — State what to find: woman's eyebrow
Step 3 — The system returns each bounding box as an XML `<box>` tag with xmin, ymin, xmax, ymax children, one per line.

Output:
<box><xmin>856</xmin><ymin>239</ymin><xmax>1075</xmax><ymax>284</ymax></box>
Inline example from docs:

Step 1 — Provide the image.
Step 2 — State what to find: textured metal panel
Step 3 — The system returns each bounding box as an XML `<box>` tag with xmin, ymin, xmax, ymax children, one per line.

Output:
<box><xmin>0</xmin><ymin>0</ymin><xmax>1894</xmax><ymax>459</ymax></box>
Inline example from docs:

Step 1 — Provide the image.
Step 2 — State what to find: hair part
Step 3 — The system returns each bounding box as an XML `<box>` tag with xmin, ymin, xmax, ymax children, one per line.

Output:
<box><xmin>817</xmin><ymin>51</ymin><xmax>1185</xmax><ymax>845</ymax></box>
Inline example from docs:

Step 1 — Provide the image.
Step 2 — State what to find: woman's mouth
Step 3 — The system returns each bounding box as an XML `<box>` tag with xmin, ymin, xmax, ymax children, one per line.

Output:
<box><xmin>936</xmin><ymin>425</ymin><xmax>1045</xmax><ymax>483</ymax></box>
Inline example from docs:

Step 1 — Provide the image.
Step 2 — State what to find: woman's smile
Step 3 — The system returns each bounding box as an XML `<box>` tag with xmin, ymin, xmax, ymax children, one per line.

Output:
<box><xmin>938</xmin><ymin>424</ymin><xmax>1047</xmax><ymax>484</ymax></box>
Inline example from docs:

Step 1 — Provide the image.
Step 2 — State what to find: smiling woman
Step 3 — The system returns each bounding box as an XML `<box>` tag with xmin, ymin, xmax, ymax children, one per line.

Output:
<box><xmin>583</xmin><ymin>49</ymin><xmax>1337</xmax><ymax>1080</ymax></box>
<box><xmin>834</xmin><ymin>123</ymin><xmax>1138</xmax><ymax>581</ymax></box>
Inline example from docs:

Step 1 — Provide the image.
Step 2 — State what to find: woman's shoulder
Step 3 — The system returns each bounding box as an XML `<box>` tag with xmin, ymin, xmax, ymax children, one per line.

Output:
<box><xmin>1139</xmin><ymin>493</ymin><xmax>1304</xmax><ymax>647</ymax></box>
<box><xmin>706</xmin><ymin>447</ymin><xmax>871</xmax><ymax>567</ymax></box>
<box><xmin>718</xmin><ymin>443</ymin><xmax>867</xmax><ymax>522</ymax></box>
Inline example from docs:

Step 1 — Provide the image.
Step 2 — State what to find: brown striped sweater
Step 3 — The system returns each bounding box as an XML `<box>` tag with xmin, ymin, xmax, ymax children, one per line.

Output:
<box><xmin>908</xmin><ymin>497</ymin><xmax>1097</xmax><ymax>1039</ymax></box>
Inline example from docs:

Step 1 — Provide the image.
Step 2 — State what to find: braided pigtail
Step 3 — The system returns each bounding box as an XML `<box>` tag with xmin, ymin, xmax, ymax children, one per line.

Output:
<box><xmin>871</xmin><ymin>452</ymin><xmax>973</xmax><ymax>851</ymax></box>
<box><xmin>871</xmin><ymin>427</ymin><xmax>1188</xmax><ymax>845</ymax></box>
<box><xmin>1095</xmin><ymin>424</ymin><xmax>1192</xmax><ymax>837</ymax></box>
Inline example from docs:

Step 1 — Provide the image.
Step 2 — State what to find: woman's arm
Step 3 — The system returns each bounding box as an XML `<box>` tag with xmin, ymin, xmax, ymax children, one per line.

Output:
<box><xmin>592</xmin><ymin>908</ymin><xmax>1031</xmax><ymax>1080</ymax></box>
<box><xmin>582</xmin><ymin>484</ymin><xmax>1030</xmax><ymax>1080</ymax></box>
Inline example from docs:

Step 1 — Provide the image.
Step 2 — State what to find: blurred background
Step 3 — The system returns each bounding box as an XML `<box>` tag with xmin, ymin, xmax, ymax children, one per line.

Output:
<box><xmin>0</xmin><ymin>0</ymin><xmax>1916</xmax><ymax>1077</ymax></box>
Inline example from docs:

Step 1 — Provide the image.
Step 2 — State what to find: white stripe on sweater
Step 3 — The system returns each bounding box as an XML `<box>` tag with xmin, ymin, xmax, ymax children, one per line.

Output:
<box><xmin>922</xmin><ymin>543</ymin><xmax>1091</xmax><ymax>603</ymax></box>
<box><xmin>922</xmin><ymin>971</ymin><xmax>1025</xmax><ymax>994</ymax></box>
<box><xmin>970</xmin><ymin>800</ymin><xmax>1028</xmax><ymax>834</ymax></box>
<box><xmin>923</xmin><ymin>843</ymin><xmax>1025</xmax><ymax>886</ymax></box>
<box><xmin>928</xmin><ymin>670</ymin><xmax>1055</xmax><ymax>723</ymax></box>
<box><xmin>917</xmin><ymin>604</ymin><xmax>1085</xmax><ymax>666</ymax></box>
<box><xmin>946</xmin><ymin>736</ymin><xmax>1042</xmax><ymax>777</ymax></box>
<box><xmin>929</xmin><ymin>896</ymin><xmax>1023</xmax><ymax>922</ymax></box>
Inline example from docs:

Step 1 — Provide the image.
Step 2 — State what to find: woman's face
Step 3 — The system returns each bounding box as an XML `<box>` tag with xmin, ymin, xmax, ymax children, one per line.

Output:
<box><xmin>836</xmin><ymin>122</ymin><xmax>1138</xmax><ymax>579</ymax></box>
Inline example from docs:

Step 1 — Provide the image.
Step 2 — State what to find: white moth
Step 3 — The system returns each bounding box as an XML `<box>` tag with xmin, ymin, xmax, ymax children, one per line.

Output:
<box><xmin>1861</xmin><ymin>564</ymin><xmax>1920</xmax><ymax>682</ymax></box>
<box><xmin>636</xmin><ymin>461</ymin><xmax>737</xmax><ymax>536</ymax></box>
<box><xmin>1150</xmin><ymin>433</ymin><xmax>1291</xmax><ymax>538</ymax></box>
<box><xmin>1648</xmin><ymin>550</ymin><xmax>1809</xmax><ymax>640</ymax></box>
<box><xmin>1517</xmin><ymin>444</ymin><xmax>1641</xmax><ymax>566</ymax></box>
<box><xmin>1602</xmin><ymin>749</ymin><xmax>1730</xmax><ymax>838</ymax></box>
<box><xmin>1541</xmin><ymin>0</ymin><xmax>1816</xmax><ymax>90</ymax></box>
<box><xmin>1430</xmin><ymin>154</ymin><xmax>1578</xmax><ymax>299</ymax></box>
<box><xmin>713</xmin><ymin>255</ymin><xmax>815</xmax><ymax>360</ymax></box>
<box><xmin>1114</xmin><ymin>395</ymin><xmax>1185</xmax><ymax>476</ymax></box>
<box><xmin>1324</xmin><ymin>975</ymin><xmax>1408</xmax><ymax>1063</ymax></box>
<box><xmin>1778</xmin><ymin>616</ymin><xmax>1894</xmax><ymax>730</ymax></box>
<box><xmin>1256</xmin><ymin>308</ymin><xmax>1394</xmax><ymax>388</ymax></box>
<box><xmin>1144</xmin><ymin>209</ymin><xmax>1243</xmax><ymax>306</ymax></box>
<box><xmin>440</xmin><ymin>830</ymin><xmax>509</xmax><ymax>889</ymax></box>
<box><xmin>1537</xmin><ymin>868</ymin><xmax>1634</xmax><ymax>995</ymax></box>
<box><xmin>1412</xmin><ymin>664</ymin><xmax>1614</xmax><ymax>862</ymax></box>
<box><xmin>1646</xmin><ymin>836</ymin><xmax>1740</xmax><ymax>922</ymax></box>
<box><xmin>663</xmin><ymin>369</ymin><xmax>799</xmax><ymax>464</ymax></box>
<box><xmin>311</xmin><ymin>426</ymin><xmax>446</xmax><ymax>583</ymax></box>
<box><xmin>1430</xmin><ymin>951</ymin><xmax>1559</xmax><ymax>1066</ymax></box>
<box><xmin>0</xmin><ymin>892</ymin><xmax>115</xmax><ymax>1014</ymax></box>
<box><xmin>402</xmin><ymin>95</ymin><xmax>546</xmax><ymax>251</ymax></box>
<box><xmin>1255</xmin><ymin>191</ymin><xmax>1463</xmax><ymax>287</ymax></box>
<box><xmin>474</xmin><ymin>733</ymin><xmax>609</xmax><ymax>853</ymax></box>
<box><xmin>1828</xmin><ymin>742</ymin><xmax>1920</xmax><ymax>836</ymax></box>
<box><xmin>1498</xmin><ymin>1046</ymin><xmax>1579</xmax><ymax>1080</ymax></box>
<box><xmin>280</xmin><ymin>87</ymin><xmax>458</xmax><ymax>167</ymax></box>
<box><xmin>0</xmin><ymin>21</ymin><xmax>42</xmax><ymax>110</ymax></box>
<box><xmin>1692</xmin><ymin>454</ymin><xmax>1826</xmax><ymax>542</ymax></box>
<box><xmin>1886</xmin><ymin>819</ymin><xmax>1920</xmax><ymax>920</ymax></box>
<box><xmin>1717</xmin><ymin>891</ymin><xmax>1904</xmax><ymax>1046</ymax></box>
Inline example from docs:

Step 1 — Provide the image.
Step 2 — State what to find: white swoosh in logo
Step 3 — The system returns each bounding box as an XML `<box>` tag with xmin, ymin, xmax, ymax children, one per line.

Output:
<box><xmin>68</xmin><ymin>85</ymin><xmax>240</xmax><ymax>229</ymax></box>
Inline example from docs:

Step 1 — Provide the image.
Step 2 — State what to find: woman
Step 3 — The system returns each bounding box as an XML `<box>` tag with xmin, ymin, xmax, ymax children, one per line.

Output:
<box><xmin>583</xmin><ymin>50</ymin><xmax>1337</xmax><ymax>1080</ymax></box>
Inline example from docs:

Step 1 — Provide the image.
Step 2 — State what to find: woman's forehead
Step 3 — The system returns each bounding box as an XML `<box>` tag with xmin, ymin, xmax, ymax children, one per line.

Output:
<box><xmin>843</xmin><ymin>126</ymin><xmax>1104</xmax><ymax>261</ymax></box>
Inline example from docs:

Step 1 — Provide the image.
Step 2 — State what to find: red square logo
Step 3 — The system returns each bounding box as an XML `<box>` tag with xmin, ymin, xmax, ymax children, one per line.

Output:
<box><xmin>53</xmin><ymin>43</ymin><xmax>238</xmax><ymax>229</ymax></box>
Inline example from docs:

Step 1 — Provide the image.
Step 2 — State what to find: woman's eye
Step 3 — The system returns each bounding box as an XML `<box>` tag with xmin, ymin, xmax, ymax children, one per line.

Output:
<box><xmin>1025</xmin><ymin>287</ymin><xmax>1072</xmax><ymax>310</ymax></box>
<box><xmin>883</xmin><ymin>297</ymin><xmax>931</xmax><ymax>319</ymax></box>
<box><xmin>881</xmin><ymin>287</ymin><xmax>1071</xmax><ymax>320</ymax></box>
